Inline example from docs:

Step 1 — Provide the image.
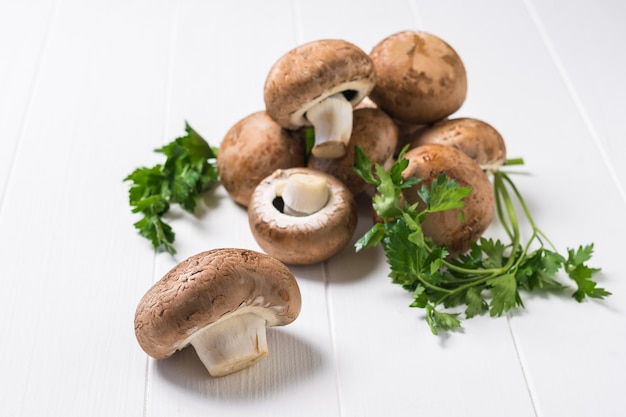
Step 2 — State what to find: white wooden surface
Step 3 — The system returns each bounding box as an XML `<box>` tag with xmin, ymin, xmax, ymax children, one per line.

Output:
<box><xmin>1</xmin><ymin>0</ymin><xmax>625</xmax><ymax>416</ymax></box>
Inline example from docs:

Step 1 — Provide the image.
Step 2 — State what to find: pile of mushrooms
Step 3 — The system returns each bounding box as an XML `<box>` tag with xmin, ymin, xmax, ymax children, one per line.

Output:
<box><xmin>135</xmin><ymin>30</ymin><xmax>513</xmax><ymax>377</ymax></box>
<box><xmin>217</xmin><ymin>30</ymin><xmax>508</xmax><ymax>264</ymax></box>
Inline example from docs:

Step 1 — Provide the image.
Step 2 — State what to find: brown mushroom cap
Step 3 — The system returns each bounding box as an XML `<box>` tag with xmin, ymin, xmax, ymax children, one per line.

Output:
<box><xmin>248</xmin><ymin>167</ymin><xmax>358</xmax><ymax>265</ymax></box>
<box><xmin>401</xmin><ymin>144</ymin><xmax>494</xmax><ymax>256</ymax></box>
<box><xmin>394</xmin><ymin>119</ymin><xmax>429</xmax><ymax>154</ymax></box>
<box><xmin>264</xmin><ymin>39</ymin><xmax>376</xmax><ymax>130</ymax></box>
<box><xmin>410</xmin><ymin>117</ymin><xmax>507</xmax><ymax>171</ymax></box>
<box><xmin>218</xmin><ymin>111</ymin><xmax>306</xmax><ymax>207</ymax></box>
<box><xmin>134</xmin><ymin>248</ymin><xmax>301</xmax><ymax>360</ymax></box>
<box><xmin>369</xmin><ymin>31</ymin><xmax>467</xmax><ymax>125</ymax></box>
<box><xmin>307</xmin><ymin>107</ymin><xmax>398</xmax><ymax>195</ymax></box>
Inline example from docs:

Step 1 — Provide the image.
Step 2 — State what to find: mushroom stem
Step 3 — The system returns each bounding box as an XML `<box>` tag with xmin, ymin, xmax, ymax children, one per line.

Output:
<box><xmin>306</xmin><ymin>93</ymin><xmax>353</xmax><ymax>159</ymax></box>
<box><xmin>281</xmin><ymin>173</ymin><xmax>329</xmax><ymax>216</ymax></box>
<box><xmin>188</xmin><ymin>313</ymin><xmax>269</xmax><ymax>377</ymax></box>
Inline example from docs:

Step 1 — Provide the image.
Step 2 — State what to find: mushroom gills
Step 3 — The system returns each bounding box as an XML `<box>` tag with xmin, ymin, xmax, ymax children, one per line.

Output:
<box><xmin>305</xmin><ymin>92</ymin><xmax>353</xmax><ymax>159</ymax></box>
<box><xmin>281</xmin><ymin>173</ymin><xmax>329</xmax><ymax>216</ymax></box>
<box><xmin>188</xmin><ymin>312</ymin><xmax>269</xmax><ymax>377</ymax></box>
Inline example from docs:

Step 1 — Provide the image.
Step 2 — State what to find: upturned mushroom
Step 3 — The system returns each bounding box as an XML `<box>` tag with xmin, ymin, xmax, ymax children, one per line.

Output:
<box><xmin>218</xmin><ymin>111</ymin><xmax>306</xmax><ymax>207</ymax></box>
<box><xmin>248</xmin><ymin>167</ymin><xmax>357</xmax><ymax>265</ymax></box>
<box><xmin>134</xmin><ymin>248</ymin><xmax>302</xmax><ymax>377</ymax></box>
<box><xmin>308</xmin><ymin>107</ymin><xmax>398</xmax><ymax>196</ymax></box>
<box><xmin>369</xmin><ymin>31</ymin><xmax>467</xmax><ymax>125</ymax></box>
<box><xmin>410</xmin><ymin>117</ymin><xmax>507</xmax><ymax>172</ymax></box>
<box><xmin>401</xmin><ymin>144</ymin><xmax>494</xmax><ymax>256</ymax></box>
<box><xmin>264</xmin><ymin>39</ymin><xmax>376</xmax><ymax>159</ymax></box>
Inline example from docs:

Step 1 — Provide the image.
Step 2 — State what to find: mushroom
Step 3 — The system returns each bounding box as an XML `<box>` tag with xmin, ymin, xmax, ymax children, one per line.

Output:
<box><xmin>264</xmin><ymin>39</ymin><xmax>376</xmax><ymax>159</ymax></box>
<box><xmin>409</xmin><ymin>117</ymin><xmax>507</xmax><ymax>173</ymax></box>
<box><xmin>307</xmin><ymin>107</ymin><xmax>398</xmax><ymax>196</ymax></box>
<box><xmin>401</xmin><ymin>144</ymin><xmax>494</xmax><ymax>256</ymax></box>
<box><xmin>218</xmin><ymin>111</ymin><xmax>306</xmax><ymax>207</ymax></box>
<box><xmin>394</xmin><ymin>119</ymin><xmax>429</xmax><ymax>154</ymax></box>
<box><xmin>368</xmin><ymin>31</ymin><xmax>467</xmax><ymax>125</ymax></box>
<box><xmin>248</xmin><ymin>167</ymin><xmax>357</xmax><ymax>265</ymax></box>
<box><xmin>134</xmin><ymin>248</ymin><xmax>302</xmax><ymax>377</ymax></box>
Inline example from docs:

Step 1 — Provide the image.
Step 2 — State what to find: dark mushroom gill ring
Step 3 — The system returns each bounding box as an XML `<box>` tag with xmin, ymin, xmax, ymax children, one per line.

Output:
<box><xmin>248</xmin><ymin>168</ymin><xmax>358</xmax><ymax>265</ymax></box>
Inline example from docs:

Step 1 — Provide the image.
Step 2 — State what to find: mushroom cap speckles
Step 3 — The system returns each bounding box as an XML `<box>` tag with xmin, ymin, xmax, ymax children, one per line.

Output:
<box><xmin>410</xmin><ymin>117</ymin><xmax>507</xmax><ymax>171</ymax></box>
<box><xmin>369</xmin><ymin>31</ymin><xmax>467</xmax><ymax>124</ymax></box>
<box><xmin>264</xmin><ymin>39</ymin><xmax>376</xmax><ymax>130</ymax></box>
<box><xmin>134</xmin><ymin>248</ymin><xmax>301</xmax><ymax>359</ymax></box>
<box><xmin>248</xmin><ymin>168</ymin><xmax>358</xmax><ymax>265</ymax></box>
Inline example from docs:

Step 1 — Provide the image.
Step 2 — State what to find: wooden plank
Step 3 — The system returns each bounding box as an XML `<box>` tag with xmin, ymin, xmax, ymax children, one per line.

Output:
<box><xmin>301</xmin><ymin>1</ymin><xmax>533</xmax><ymax>415</ymax></box>
<box><xmin>0</xmin><ymin>0</ymin><xmax>56</xmax><ymax>201</ymax></box>
<box><xmin>144</xmin><ymin>1</ymin><xmax>341</xmax><ymax>416</ymax></box>
<box><xmin>282</xmin><ymin>2</ymin><xmax>532</xmax><ymax>416</ymax></box>
<box><xmin>0</xmin><ymin>0</ymin><xmax>174</xmax><ymax>415</ymax></box>
<box><xmin>511</xmin><ymin>1</ymin><xmax>626</xmax><ymax>416</ymax></box>
<box><xmin>527</xmin><ymin>0</ymin><xmax>626</xmax><ymax>198</ymax></box>
<box><xmin>415</xmin><ymin>1</ymin><xmax>626</xmax><ymax>416</ymax></box>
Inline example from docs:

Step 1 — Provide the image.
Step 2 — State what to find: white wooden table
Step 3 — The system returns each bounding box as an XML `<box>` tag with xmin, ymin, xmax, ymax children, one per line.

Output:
<box><xmin>1</xmin><ymin>1</ymin><xmax>625</xmax><ymax>416</ymax></box>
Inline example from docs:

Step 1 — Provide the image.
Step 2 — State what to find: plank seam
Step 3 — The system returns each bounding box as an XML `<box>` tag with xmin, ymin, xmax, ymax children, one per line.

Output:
<box><xmin>322</xmin><ymin>261</ymin><xmax>345</xmax><ymax>417</ymax></box>
<box><xmin>0</xmin><ymin>0</ymin><xmax>60</xmax><ymax>213</ymax></box>
<box><xmin>144</xmin><ymin>0</ymin><xmax>181</xmax><ymax>414</ymax></box>
<box><xmin>507</xmin><ymin>315</ymin><xmax>540</xmax><ymax>416</ymax></box>
<box><xmin>523</xmin><ymin>0</ymin><xmax>626</xmax><ymax>206</ymax></box>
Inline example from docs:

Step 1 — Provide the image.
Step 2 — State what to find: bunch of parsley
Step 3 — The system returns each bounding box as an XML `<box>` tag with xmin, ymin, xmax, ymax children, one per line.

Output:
<box><xmin>353</xmin><ymin>146</ymin><xmax>610</xmax><ymax>335</ymax></box>
<box><xmin>124</xmin><ymin>122</ymin><xmax>218</xmax><ymax>255</ymax></box>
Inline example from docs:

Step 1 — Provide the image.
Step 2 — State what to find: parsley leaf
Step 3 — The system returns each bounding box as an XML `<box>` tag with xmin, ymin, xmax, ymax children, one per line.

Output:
<box><xmin>487</xmin><ymin>273</ymin><xmax>521</xmax><ymax>317</ymax></box>
<box><xmin>565</xmin><ymin>244</ymin><xmax>609</xmax><ymax>301</ymax></box>
<box><xmin>465</xmin><ymin>287</ymin><xmax>488</xmax><ymax>318</ymax></box>
<box><xmin>419</xmin><ymin>173</ymin><xmax>471</xmax><ymax>213</ymax></box>
<box><xmin>124</xmin><ymin>122</ymin><xmax>218</xmax><ymax>254</ymax></box>
<box><xmin>425</xmin><ymin>304</ymin><xmax>461</xmax><ymax>335</ymax></box>
<box><xmin>352</xmin><ymin>145</ymin><xmax>610</xmax><ymax>335</ymax></box>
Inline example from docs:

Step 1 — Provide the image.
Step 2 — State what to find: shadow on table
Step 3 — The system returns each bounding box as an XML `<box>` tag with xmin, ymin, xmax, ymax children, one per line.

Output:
<box><xmin>154</xmin><ymin>327</ymin><xmax>323</xmax><ymax>400</ymax></box>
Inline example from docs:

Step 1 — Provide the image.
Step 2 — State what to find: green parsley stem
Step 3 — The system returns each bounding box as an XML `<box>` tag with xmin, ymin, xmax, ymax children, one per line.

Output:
<box><xmin>414</xmin><ymin>275</ymin><xmax>455</xmax><ymax>294</ymax></box>
<box><xmin>434</xmin><ymin>273</ymin><xmax>497</xmax><ymax>306</ymax></box>
<box><xmin>441</xmin><ymin>261</ymin><xmax>498</xmax><ymax>276</ymax></box>
<box><xmin>504</xmin><ymin>157</ymin><xmax>525</xmax><ymax>166</ymax></box>
<box><xmin>435</xmin><ymin>171</ymin><xmax>528</xmax><ymax>301</ymax></box>
<box><xmin>493</xmin><ymin>173</ymin><xmax>521</xmax><ymax>272</ymax></box>
<box><xmin>499</xmin><ymin>171</ymin><xmax>558</xmax><ymax>253</ymax></box>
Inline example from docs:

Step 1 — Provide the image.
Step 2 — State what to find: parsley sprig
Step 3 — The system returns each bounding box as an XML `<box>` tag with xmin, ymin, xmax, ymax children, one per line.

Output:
<box><xmin>124</xmin><ymin>122</ymin><xmax>218</xmax><ymax>254</ymax></box>
<box><xmin>353</xmin><ymin>146</ymin><xmax>610</xmax><ymax>335</ymax></box>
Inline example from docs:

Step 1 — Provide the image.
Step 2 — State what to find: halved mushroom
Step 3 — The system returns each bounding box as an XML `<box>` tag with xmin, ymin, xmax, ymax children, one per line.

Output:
<box><xmin>402</xmin><ymin>144</ymin><xmax>494</xmax><ymax>256</ymax></box>
<box><xmin>218</xmin><ymin>111</ymin><xmax>306</xmax><ymax>207</ymax></box>
<box><xmin>134</xmin><ymin>248</ymin><xmax>301</xmax><ymax>377</ymax></box>
<box><xmin>410</xmin><ymin>117</ymin><xmax>507</xmax><ymax>172</ymax></box>
<box><xmin>308</xmin><ymin>107</ymin><xmax>398</xmax><ymax>196</ymax></box>
<box><xmin>264</xmin><ymin>39</ymin><xmax>376</xmax><ymax>159</ymax></box>
<box><xmin>248</xmin><ymin>167</ymin><xmax>357</xmax><ymax>265</ymax></box>
<box><xmin>369</xmin><ymin>31</ymin><xmax>467</xmax><ymax>125</ymax></box>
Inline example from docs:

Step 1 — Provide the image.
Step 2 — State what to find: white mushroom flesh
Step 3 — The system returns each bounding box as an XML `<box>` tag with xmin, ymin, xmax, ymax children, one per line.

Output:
<box><xmin>305</xmin><ymin>92</ymin><xmax>353</xmax><ymax>159</ymax></box>
<box><xmin>281</xmin><ymin>173</ymin><xmax>329</xmax><ymax>216</ymax></box>
<box><xmin>188</xmin><ymin>312</ymin><xmax>269</xmax><ymax>377</ymax></box>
